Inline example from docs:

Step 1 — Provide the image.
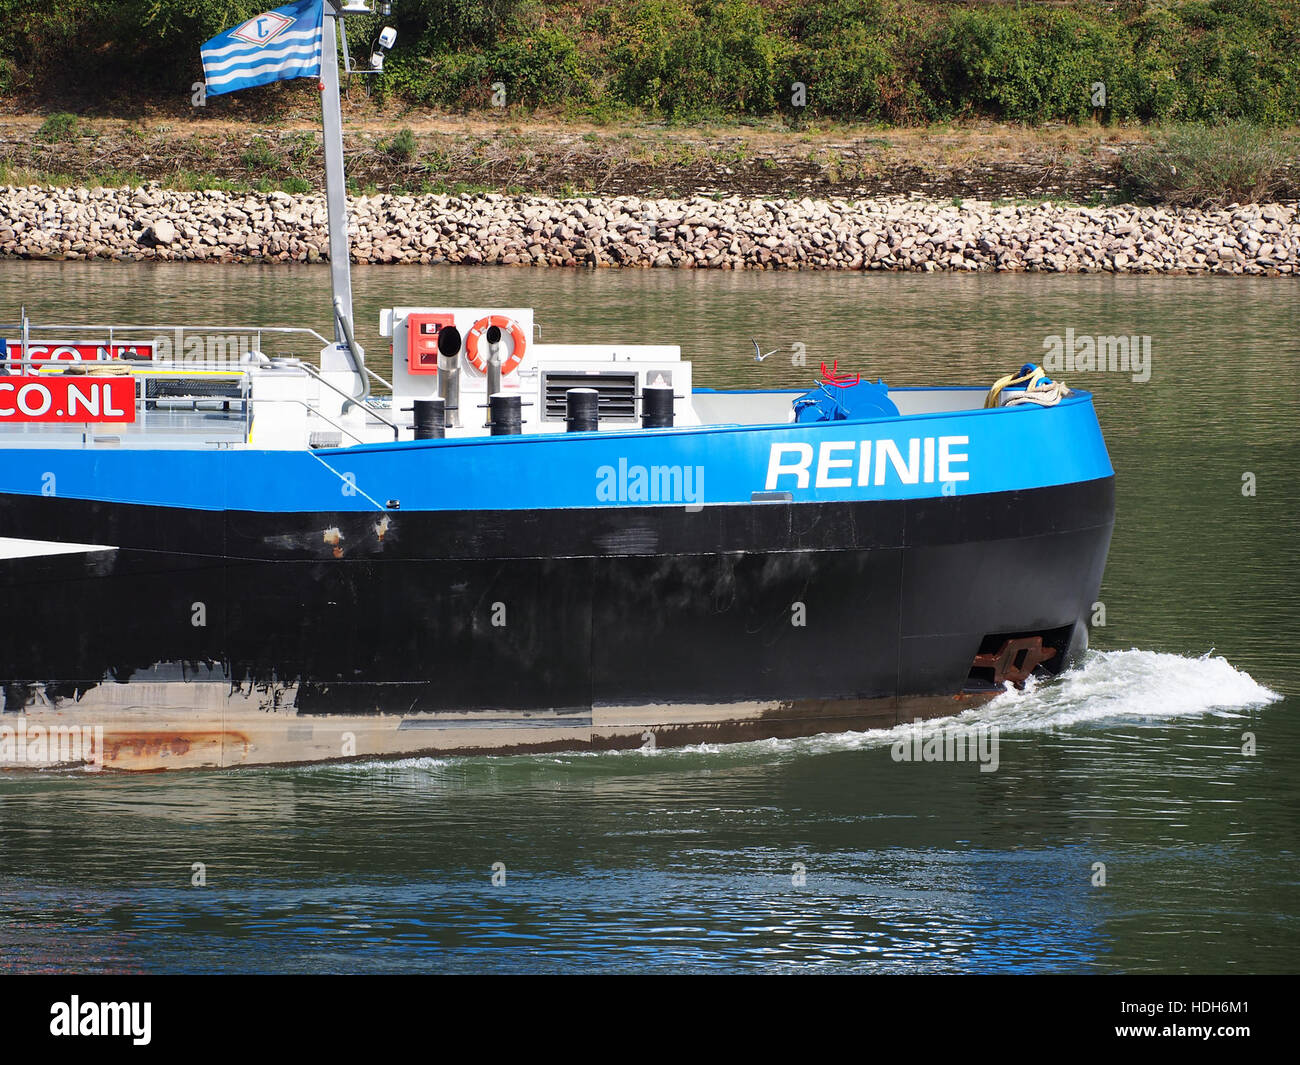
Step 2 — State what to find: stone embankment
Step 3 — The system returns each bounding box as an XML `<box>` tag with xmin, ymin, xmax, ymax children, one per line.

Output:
<box><xmin>1</xmin><ymin>185</ymin><xmax>1296</xmax><ymax>273</ymax></box>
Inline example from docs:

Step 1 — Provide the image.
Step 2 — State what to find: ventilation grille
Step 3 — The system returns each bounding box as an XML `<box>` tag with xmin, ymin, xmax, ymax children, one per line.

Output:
<box><xmin>144</xmin><ymin>376</ymin><xmax>245</xmax><ymax>400</ymax></box>
<box><xmin>543</xmin><ymin>371</ymin><xmax>637</xmax><ymax>422</ymax></box>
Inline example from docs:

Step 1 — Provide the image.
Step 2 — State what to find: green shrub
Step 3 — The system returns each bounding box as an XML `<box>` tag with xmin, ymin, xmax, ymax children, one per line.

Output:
<box><xmin>1121</xmin><ymin>122</ymin><xmax>1297</xmax><ymax>206</ymax></box>
<box><xmin>284</xmin><ymin>131</ymin><xmax>317</xmax><ymax>169</ymax></box>
<box><xmin>488</xmin><ymin>27</ymin><xmax>591</xmax><ymax>107</ymax></box>
<box><xmin>785</xmin><ymin>1</ymin><xmax>894</xmax><ymax>118</ymax></box>
<box><xmin>240</xmin><ymin>135</ymin><xmax>277</xmax><ymax>170</ymax></box>
<box><xmin>608</xmin><ymin>0</ymin><xmax>784</xmax><ymax>116</ymax></box>
<box><xmin>1122</xmin><ymin>0</ymin><xmax>1300</xmax><ymax>125</ymax></box>
<box><xmin>37</xmin><ymin>112</ymin><xmax>79</xmax><ymax>142</ymax></box>
<box><xmin>0</xmin><ymin>1</ymin><xmax>282</xmax><ymax>93</ymax></box>
<box><xmin>380</xmin><ymin>127</ymin><xmax>417</xmax><ymax>161</ymax></box>
<box><xmin>423</xmin><ymin>51</ymin><xmax>494</xmax><ymax>109</ymax></box>
<box><xmin>604</xmin><ymin>0</ymin><xmax>694</xmax><ymax>113</ymax></box>
<box><xmin>399</xmin><ymin>0</ymin><xmax>528</xmax><ymax>50</ymax></box>
<box><xmin>921</xmin><ymin>6</ymin><xmax>1123</xmax><ymax>123</ymax></box>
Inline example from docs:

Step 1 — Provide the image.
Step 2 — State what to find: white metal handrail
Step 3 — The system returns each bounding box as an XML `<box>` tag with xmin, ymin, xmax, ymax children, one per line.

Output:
<box><xmin>284</xmin><ymin>359</ymin><xmax>400</xmax><ymax>440</ymax></box>
<box><xmin>0</xmin><ymin>321</ymin><xmax>331</xmax><ymax>344</ymax></box>
<box><xmin>1</xmin><ymin>317</ymin><xmax>404</xmax><ymax>446</ymax></box>
<box><xmin>1</xmin><ymin>320</ymin><xmax>333</xmax><ymax>371</ymax></box>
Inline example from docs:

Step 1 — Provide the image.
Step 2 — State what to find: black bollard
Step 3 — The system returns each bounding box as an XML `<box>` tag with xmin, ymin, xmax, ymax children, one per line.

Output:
<box><xmin>641</xmin><ymin>382</ymin><xmax>674</xmax><ymax>428</ymax></box>
<box><xmin>565</xmin><ymin>387</ymin><xmax>599</xmax><ymax>432</ymax></box>
<box><xmin>411</xmin><ymin>397</ymin><xmax>445</xmax><ymax>439</ymax></box>
<box><xmin>488</xmin><ymin>392</ymin><xmax>522</xmax><ymax>436</ymax></box>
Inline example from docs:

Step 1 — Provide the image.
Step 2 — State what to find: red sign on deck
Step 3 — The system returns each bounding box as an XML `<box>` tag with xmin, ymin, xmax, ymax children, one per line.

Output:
<box><xmin>0</xmin><ymin>376</ymin><xmax>136</xmax><ymax>423</ymax></box>
<box><xmin>4</xmin><ymin>342</ymin><xmax>154</xmax><ymax>364</ymax></box>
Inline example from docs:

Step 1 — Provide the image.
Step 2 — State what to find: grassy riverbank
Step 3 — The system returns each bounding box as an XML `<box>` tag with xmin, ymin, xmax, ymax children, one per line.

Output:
<box><xmin>3</xmin><ymin>1</ymin><xmax>1300</xmax><ymax>127</ymax></box>
<box><xmin>2</xmin><ymin>113</ymin><xmax>1296</xmax><ymax>207</ymax></box>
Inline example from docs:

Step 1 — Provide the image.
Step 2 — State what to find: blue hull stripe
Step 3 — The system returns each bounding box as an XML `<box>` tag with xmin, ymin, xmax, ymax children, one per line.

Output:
<box><xmin>0</xmin><ymin>393</ymin><xmax>1112</xmax><ymax>514</ymax></box>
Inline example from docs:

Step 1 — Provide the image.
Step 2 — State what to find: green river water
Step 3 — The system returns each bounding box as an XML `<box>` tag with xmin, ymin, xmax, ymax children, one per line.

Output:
<box><xmin>0</xmin><ymin>262</ymin><xmax>1295</xmax><ymax>973</ymax></box>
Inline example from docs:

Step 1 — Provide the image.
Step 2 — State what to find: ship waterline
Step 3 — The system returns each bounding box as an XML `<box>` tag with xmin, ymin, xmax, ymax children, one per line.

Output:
<box><xmin>1</xmin><ymin>474</ymin><xmax>1113</xmax><ymax>770</ymax></box>
<box><xmin>0</xmin><ymin>694</ymin><xmax>1000</xmax><ymax>772</ymax></box>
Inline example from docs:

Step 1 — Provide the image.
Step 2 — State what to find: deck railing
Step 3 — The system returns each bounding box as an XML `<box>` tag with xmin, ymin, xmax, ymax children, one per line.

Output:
<box><xmin>1</xmin><ymin>319</ymin><xmax>398</xmax><ymax>445</ymax></box>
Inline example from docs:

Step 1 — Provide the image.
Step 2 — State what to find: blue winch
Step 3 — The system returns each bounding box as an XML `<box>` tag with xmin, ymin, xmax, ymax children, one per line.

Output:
<box><xmin>793</xmin><ymin>376</ymin><xmax>899</xmax><ymax>423</ymax></box>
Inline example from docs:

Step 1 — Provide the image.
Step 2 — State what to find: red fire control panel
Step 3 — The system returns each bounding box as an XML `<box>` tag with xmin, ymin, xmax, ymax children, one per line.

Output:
<box><xmin>405</xmin><ymin>312</ymin><xmax>456</xmax><ymax>374</ymax></box>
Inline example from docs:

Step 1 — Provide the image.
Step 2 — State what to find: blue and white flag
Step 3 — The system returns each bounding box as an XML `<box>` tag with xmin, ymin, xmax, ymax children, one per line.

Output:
<box><xmin>201</xmin><ymin>0</ymin><xmax>324</xmax><ymax>97</ymax></box>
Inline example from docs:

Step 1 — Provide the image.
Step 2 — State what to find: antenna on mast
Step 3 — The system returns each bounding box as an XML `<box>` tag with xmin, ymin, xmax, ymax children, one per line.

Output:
<box><xmin>319</xmin><ymin>0</ymin><xmax>365</xmax><ymax>396</ymax></box>
<box><xmin>318</xmin><ymin>0</ymin><xmax>398</xmax><ymax>398</ymax></box>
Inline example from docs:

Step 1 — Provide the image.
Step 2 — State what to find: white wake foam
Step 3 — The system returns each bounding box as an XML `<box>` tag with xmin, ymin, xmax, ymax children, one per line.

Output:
<box><xmin>969</xmin><ymin>648</ymin><xmax>1280</xmax><ymax>732</ymax></box>
<box><xmin>297</xmin><ymin>649</ymin><xmax>1281</xmax><ymax>774</ymax></box>
<box><xmin>662</xmin><ymin>648</ymin><xmax>1282</xmax><ymax>761</ymax></box>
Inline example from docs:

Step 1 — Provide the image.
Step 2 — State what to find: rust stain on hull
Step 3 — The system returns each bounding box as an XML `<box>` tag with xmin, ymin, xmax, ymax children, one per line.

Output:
<box><xmin>3</xmin><ymin>690</ymin><xmax>998</xmax><ymax>772</ymax></box>
<box><xmin>100</xmin><ymin>730</ymin><xmax>250</xmax><ymax>770</ymax></box>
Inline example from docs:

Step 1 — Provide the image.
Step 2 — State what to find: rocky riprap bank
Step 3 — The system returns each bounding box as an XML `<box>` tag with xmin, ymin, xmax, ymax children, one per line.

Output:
<box><xmin>1</xmin><ymin>185</ymin><xmax>1297</xmax><ymax>274</ymax></box>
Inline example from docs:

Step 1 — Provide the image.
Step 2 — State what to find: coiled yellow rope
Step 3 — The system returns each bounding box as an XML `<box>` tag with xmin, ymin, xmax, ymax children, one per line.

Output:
<box><xmin>984</xmin><ymin>364</ymin><xmax>1070</xmax><ymax>408</ymax></box>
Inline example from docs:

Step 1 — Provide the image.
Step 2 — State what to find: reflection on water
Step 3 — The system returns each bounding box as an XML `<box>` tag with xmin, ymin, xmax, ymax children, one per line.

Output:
<box><xmin>0</xmin><ymin>263</ymin><xmax>1296</xmax><ymax>973</ymax></box>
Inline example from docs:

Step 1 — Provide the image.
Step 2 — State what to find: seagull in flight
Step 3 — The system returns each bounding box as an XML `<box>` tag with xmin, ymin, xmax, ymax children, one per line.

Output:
<box><xmin>752</xmin><ymin>338</ymin><xmax>778</xmax><ymax>362</ymax></box>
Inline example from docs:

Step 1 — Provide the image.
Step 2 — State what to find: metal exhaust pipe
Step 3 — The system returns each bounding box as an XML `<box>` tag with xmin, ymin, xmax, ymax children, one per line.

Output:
<box><xmin>486</xmin><ymin>323</ymin><xmax>503</xmax><ymax>397</ymax></box>
<box><xmin>436</xmin><ymin>324</ymin><xmax>462</xmax><ymax>429</ymax></box>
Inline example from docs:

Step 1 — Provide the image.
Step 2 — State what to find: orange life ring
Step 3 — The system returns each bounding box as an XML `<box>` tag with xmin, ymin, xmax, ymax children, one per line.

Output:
<box><xmin>465</xmin><ymin>315</ymin><xmax>526</xmax><ymax>375</ymax></box>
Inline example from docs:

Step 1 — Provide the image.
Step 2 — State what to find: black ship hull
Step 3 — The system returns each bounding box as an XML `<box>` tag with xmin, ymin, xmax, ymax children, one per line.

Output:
<box><xmin>0</xmin><ymin>477</ymin><xmax>1114</xmax><ymax>769</ymax></box>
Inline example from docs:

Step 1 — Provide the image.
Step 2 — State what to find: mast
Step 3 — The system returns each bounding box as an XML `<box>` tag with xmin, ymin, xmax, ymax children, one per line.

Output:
<box><xmin>319</xmin><ymin>0</ymin><xmax>367</xmax><ymax>398</ymax></box>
